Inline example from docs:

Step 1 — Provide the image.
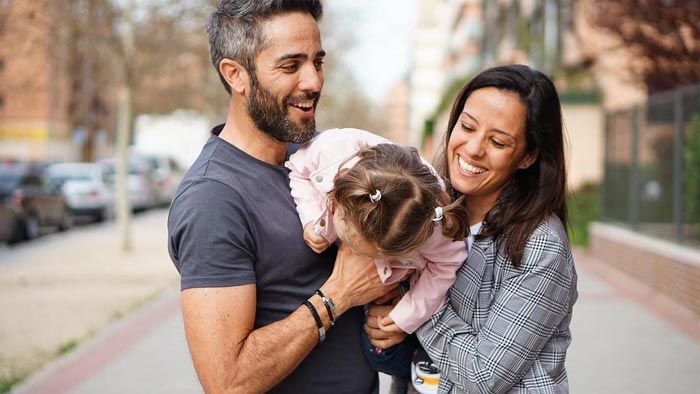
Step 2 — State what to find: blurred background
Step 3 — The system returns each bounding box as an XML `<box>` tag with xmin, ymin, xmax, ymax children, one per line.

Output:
<box><xmin>0</xmin><ymin>0</ymin><xmax>699</xmax><ymax>393</ymax></box>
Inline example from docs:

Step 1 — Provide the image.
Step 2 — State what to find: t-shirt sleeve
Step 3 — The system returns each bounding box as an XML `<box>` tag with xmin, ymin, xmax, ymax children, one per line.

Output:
<box><xmin>168</xmin><ymin>179</ymin><xmax>256</xmax><ymax>290</ymax></box>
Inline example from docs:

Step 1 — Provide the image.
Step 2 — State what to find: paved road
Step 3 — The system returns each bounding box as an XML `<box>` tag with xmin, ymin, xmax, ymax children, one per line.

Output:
<box><xmin>10</xmin><ymin>222</ymin><xmax>700</xmax><ymax>393</ymax></box>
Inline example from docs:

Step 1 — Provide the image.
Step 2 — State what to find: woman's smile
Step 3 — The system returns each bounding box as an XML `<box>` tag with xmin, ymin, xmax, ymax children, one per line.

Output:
<box><xmin>456</xmin><ymin>155</ymin><xmax>487</xmax><ymax>175</ymax></box>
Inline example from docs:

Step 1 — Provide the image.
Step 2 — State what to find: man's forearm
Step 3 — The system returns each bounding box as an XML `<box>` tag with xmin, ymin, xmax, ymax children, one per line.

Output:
<box><xmin>182</xmin><ymin>285</ymin><xmax>335</xmax><ymax>394</ymax></box>
<box><xmin>184</xmin><ymin>246</ymin><xmax>388</xmax><ymax>393</ymax></box>
<box><xmin>234</xmin><ymin>248</ymin><xmax>390</xmax><ymax>392</ymax></box>
<box><xmin>209</xmin><ymin>295</ymin><xmax>330</xmax><ymax>393</ymax></box>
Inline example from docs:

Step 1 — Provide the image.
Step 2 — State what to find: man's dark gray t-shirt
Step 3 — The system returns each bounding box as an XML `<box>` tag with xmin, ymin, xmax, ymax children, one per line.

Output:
<box><xmin>168</xmin><ymin>126</ymin><xmax>377</xmax><ymax>393</ymax></box>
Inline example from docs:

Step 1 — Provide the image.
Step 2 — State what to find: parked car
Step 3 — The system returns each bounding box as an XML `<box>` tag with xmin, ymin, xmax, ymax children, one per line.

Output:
<box><xmin>100</xmin><ymin>158</ymin><xmax>159</xmax><ymax>212</ymax></box>
<box><xmin>46</xmin><ymin>162</ymin><xmax>114</xmax><ymax>222</ymax></box>
<box><xmin>136</xmin><ymin>153</ymin><xmax>183</xmax><ymax>206</ymax></box>
<box><xmin>0</xmin><ymin>163</ymin><xmax>73</xmax><ymax>244</ymax></box>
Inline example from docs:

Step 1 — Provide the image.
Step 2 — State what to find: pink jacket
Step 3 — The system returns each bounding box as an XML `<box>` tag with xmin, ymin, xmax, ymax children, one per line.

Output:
<box><xmin>285</xmin><ymin>128</ymin><xmax>467</xmax><ymax>334</ymax></box>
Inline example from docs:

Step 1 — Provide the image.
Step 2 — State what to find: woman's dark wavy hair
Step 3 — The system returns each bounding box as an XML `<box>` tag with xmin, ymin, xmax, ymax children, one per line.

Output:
<box><xmin>437</xmin><ymin>64</ymin><xmax>568</xmax><ymax>267</ymax></box>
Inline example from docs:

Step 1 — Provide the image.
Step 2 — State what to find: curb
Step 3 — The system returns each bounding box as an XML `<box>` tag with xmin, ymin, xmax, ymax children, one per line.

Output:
<box><xmin>12</xmin><ymin>287</ymin><xmax>181</xmax><ymax>394</ymax></box>
<box><xmin>573</xmin><ymin>248</ymin><xmax>700</xmax><ymax>342</ymax></box>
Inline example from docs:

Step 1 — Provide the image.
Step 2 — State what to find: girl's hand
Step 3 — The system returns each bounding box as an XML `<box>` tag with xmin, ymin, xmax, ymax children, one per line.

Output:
<box><xmin>378</xmin><ymin>315</ymin><xmax>406</xmax><ymax>333</ymax></box>
<box><xmin>303</xmin><ymin>222</ymin><xmax>329</xmax><ymax>254</ymax></box>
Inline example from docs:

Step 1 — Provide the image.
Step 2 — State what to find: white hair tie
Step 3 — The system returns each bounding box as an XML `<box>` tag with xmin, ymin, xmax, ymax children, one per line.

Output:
<box><xmin>369</xmin><ymin>189</ymin><xmax>382</xmax><ymax>202</ymax></box>
<box><xmin>432</xmin><ymin>207</ymin><xmax>444</xmax><ymax>222</ymax></box>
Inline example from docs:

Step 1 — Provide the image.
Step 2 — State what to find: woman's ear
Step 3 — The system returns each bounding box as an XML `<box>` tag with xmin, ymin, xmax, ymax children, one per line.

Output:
<box><xmin>219</xmin><ymin>58</ymin><xmax>250</xmax><ymax>95</ymax></box>
<box><xmin>519</xmin><ymin>148</ymin><xmax>539</xmax><ymax>169</ymax></box>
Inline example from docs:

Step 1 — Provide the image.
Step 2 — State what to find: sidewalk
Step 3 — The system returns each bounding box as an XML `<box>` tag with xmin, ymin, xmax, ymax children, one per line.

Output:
<box><xmin>10</xmin><ymin>248</ymin><xmax>700</xmax><ymax>393</ymax></box>
<box><xmin>12</xmin><ymin>289</ymin><xmax>199</xmax><ymax>394</ymax></box>
<box><xmin>0</xmin><ymin>209</ymin><xmax>179</xmax><ymax>391</ymax></box>
<box><xmin>567</xmin><ymin>249</ymin><xmax>700</xmax><ymax>393</ymax></box>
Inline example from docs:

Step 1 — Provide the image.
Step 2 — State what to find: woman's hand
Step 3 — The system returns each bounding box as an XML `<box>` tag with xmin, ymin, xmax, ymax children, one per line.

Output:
<box><xmin>378</xmin><ymin>315</ymin><xmax>406</xmax><ymax>333</ymax></box>
<box><xmin>363</xmin><ymin>293</ymin><xmax>408</xmax><ymax>349</ymax></box>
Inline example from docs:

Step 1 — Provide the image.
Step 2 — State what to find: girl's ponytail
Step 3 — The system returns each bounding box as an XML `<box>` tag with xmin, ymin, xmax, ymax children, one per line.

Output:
<box><xmin>439</xmin><ymin>194</ymin><xmax>469</xmax><ymax>241</ymax></box>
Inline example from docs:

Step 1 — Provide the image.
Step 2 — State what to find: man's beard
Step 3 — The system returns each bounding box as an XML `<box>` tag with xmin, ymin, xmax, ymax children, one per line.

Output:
<box><xmin>247</xmin><ymin>73</ymin><xmax>319</xmax><ymax>144</ymax></box>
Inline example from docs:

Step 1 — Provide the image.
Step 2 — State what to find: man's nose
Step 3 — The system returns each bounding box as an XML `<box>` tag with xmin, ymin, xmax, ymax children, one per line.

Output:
<box><xmin>298</xmin><ymin>63</ymin><xmax>323</xmax><ymax>93</ymax></box>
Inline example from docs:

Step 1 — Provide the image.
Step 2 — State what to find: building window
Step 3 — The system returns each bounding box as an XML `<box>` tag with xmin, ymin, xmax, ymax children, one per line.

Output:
<box><xmin>0</xmin><ymin>0</ymin><xmax>9</xmax><ymax>31</ymax></box>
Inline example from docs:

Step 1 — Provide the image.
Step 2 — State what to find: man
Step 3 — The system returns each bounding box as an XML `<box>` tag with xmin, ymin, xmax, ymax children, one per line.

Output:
<box><xmin>168</xmin><ymin>1</ymin><xmax>393</xmax><ymax>392</ymax></box>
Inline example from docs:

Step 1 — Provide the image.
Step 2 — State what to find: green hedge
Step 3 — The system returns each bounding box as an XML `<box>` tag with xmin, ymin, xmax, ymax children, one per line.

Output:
<box><xmin>558</xmin><ymin>90</ymin><xmax>600</xmax><ymax>104</ymax></box>
<box><xmin>567</xmin><ymin>182</ymin><xmax>600</xmax><ymax>246</ymax></box>
<box><xmin>685</xmin><ymin>114</ymin><xmax>700</xmax><ymax>224</ymax></box>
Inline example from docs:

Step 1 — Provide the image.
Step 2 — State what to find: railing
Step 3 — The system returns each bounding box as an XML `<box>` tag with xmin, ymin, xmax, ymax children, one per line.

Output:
<box><xmin>602</xmin><ymin>84</ymin><xmax>700</xmax><ymax>247</ymax></box>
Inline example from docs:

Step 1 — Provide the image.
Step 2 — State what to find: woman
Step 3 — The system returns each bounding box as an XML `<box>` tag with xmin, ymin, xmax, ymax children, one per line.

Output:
<box><xmin>366</xmin><ymin>64</ymin><xmax>578</xmax><ymax>393</ymax></box>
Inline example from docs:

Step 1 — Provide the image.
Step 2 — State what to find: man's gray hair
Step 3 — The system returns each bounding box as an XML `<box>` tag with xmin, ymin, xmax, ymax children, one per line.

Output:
<box><xmin>206</xmin><ymin>0</ymin><xmax>323</xmax><ymax>94</ymax></box>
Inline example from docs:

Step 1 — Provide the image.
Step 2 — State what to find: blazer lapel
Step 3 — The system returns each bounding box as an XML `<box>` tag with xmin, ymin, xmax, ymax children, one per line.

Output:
<box><xmin>451</xmin><ymin>238</ymin><xmax>490</xmax><ymax>324</ymax></box>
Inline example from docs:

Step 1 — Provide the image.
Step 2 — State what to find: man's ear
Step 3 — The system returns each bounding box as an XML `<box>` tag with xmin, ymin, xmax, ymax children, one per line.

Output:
<box><xmin>519</xmin><ymin>148</ymin><xmax>539</xmax><ymax>169</ymax></box>
<box><xmin>219</xmin><ymin>58</ymin><xmax>250</xmax><ymax>95</ymax></box>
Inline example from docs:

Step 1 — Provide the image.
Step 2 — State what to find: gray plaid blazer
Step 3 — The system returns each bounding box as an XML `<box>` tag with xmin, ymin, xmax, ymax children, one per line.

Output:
<box><xmin>417</xmin><ymin>215</ymin><xmax>578</xmax><ymax>393</ymax></box>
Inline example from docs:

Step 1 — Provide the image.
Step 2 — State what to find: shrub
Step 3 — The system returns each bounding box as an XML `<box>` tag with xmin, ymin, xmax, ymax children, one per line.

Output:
<box><xmin>567</xmin><ymin>182</ymin><xmax>600</xmax><ymax>246</ymax></box>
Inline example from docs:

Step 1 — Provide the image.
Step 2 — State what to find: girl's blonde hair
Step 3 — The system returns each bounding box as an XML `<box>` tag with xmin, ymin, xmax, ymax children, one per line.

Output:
<box><xmin>329</xmin><ymin>143</ymin><xmax>468</xmax><ymax>256</ymax></box>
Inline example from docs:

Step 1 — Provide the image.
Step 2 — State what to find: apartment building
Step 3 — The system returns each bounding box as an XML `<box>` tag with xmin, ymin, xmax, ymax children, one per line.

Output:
<box><xmin>0</xmin><ymin>0</ymin><xmax>78</xmax><ymax>161</ymax></box>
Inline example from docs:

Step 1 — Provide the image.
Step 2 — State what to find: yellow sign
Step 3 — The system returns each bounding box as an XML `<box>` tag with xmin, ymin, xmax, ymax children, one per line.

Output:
<box><xmin>0</xmin><ymin>125</ymin><xmax>49</xmax><ymax>141</ymax></box>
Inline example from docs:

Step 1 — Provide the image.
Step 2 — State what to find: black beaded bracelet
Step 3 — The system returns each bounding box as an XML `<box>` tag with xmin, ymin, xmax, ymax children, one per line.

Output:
<box><xmin>303</xmin><ymin>300</ymin><xmax>325</xmax><ymax>343</ymax></box>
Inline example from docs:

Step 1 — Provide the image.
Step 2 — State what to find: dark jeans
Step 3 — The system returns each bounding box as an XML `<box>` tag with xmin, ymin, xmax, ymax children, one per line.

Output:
<box><xmin>361</xmin><ymin>330</ymin><xmax>419</xmax><ymax>380</ymax></box>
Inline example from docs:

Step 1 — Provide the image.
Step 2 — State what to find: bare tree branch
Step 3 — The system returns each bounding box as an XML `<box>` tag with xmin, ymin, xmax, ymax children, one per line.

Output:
<box><xmin>586</xmin><ymin>0</ymin><xmax>700</xmax><ymax>92</ymax></box>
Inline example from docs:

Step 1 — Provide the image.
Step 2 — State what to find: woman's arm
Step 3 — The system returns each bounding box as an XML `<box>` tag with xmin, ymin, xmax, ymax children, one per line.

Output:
<box><xmin>417</xmin><ymin>232</ymin><xmax>576</xmax><ymax>394</ymax></box>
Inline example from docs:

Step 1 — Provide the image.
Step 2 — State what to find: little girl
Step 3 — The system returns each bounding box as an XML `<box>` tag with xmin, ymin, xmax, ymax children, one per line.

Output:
<box><xmin>285</xmin><ymin>128</ymin><xmax>469</xmax><ymax>336</ymax></box>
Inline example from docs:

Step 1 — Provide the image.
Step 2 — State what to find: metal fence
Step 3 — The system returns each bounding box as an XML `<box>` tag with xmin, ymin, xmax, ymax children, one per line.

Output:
<box><xmin>602</xmin><ymin>84</ymin><xmax>700</xmax><ymax>247</ymax></box>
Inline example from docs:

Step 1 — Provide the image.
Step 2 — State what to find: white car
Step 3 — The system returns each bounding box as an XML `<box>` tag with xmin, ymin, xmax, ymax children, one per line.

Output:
<box><xmin>135</xmin><ymin>153</ymin><xmax>183</xmax><ymax>206</ymax></box>
<box><xmin>100</xmin><ymin>158</ymin><xmax>159</xmax><ymax>212</ymax></box>
<box><xmin>46</xmin><ymin>162</ymin><xmax>114</xmax><ymax>222</ymax></box>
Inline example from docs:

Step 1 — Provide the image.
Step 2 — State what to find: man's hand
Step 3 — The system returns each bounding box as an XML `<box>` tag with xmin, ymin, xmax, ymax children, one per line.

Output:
<box><xmin>303</xmin><ymin>222</ymin><xmax>330</xmax><ymax>254</ymax></box>
<box><xmin>320</xmin><ymin>244</ymin><xmax>396</xmax><ymax>315</ymax></box>
<box><xmin>374</xmin><ymin>287</ymin><xmax>402</xmax><ymax>305</ymax></box>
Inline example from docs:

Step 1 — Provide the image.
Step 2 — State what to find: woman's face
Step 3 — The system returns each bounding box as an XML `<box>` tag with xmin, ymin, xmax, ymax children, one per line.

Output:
<box><xmin>447</xmin><ymin>87</ymin><xmax>537</xmax><ymax>208</ymax></box>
